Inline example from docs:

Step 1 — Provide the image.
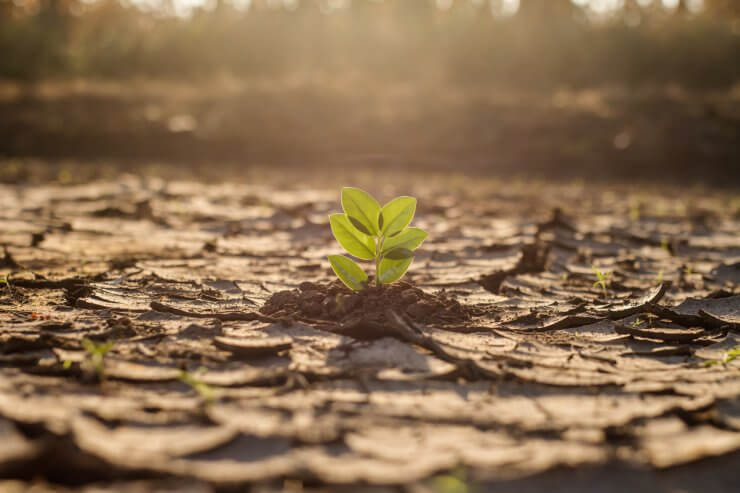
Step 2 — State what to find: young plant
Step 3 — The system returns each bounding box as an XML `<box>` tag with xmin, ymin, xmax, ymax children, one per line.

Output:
<box><xmin>591</xmin><ymin>266</ymin><xmax>611</xmax><ymax>298</ymax></box>
<box><xmin>432</xmin><ymin>466</ymin><xmax>476</xmax><ymax>493</ymax></box>
<box><xmin>705</xmin><ymin>346</ymin><xmax>740</xmax><ymax>367</ymax></box>
<box><xmin>328</xmin><ymin>187</ymin><xmax>428</xmax><ymax>291</ymax></box>
<box><xmin>179</xmin><ymin>368</ymin><xmax>215</xmax><ymax>403</ymax></box>
<box><xmin>81</xmin><ymin>338</ymin><xmax>113</xmax><ymax>381</ymax></box>
<box><xmin>0</xmin><ymin>274</ymin><xmax>12</xmax><ymax>294</ymax></box>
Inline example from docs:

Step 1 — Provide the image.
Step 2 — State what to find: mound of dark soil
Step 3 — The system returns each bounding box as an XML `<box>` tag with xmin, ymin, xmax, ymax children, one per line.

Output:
<box><xmin>260</xmin><ymin>280</ymin><xmax>471</xmax><ymax>326</ymax></box>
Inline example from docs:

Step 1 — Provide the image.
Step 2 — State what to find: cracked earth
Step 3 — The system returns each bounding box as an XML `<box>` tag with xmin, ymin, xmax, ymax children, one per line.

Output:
<box><xmin>0</xmin><ymin>171</ymin><xmax>738</xmax><ymax>492</ymax></box>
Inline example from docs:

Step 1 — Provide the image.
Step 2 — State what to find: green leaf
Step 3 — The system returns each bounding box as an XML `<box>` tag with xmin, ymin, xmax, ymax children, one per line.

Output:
<box><xmin>382</xmin><ymin>227</ymin><xmax>428</xmax><ymax>254</ymax></box>
<box><xmin>377</xmin><ymin>256</ymin><xmax>413</xmax><ymax>285</ymax></box>
<box><xmin>384</xmin><ymin>247</ymin><xmax>414</xmax><ymax>260</ymax></box>
<box><xmin>380</xmin><ymin>196</ymin><xmax>416</xmax><ymax>237</ymax></box>
<box><xmin>82</xmin><ymin>338</ymin><xmax>96</xmax><ymax>354</ymax></box>
<box><xmin>341</xmin><ymin>187</ymin><xmax>381</xmax><ymax>236</ymax></box>
<box><xmin>328</xmin><ymin>255</ymin><xmax>368</xmax><ymax>291</ymax></box>
<box><xmin>329</xmin><ymin>213</ymin><xmax>376</xmax><ymax>260</ymax></box>
<box><xmin>348</xmin><ymin>215</ymin><xmax>373</xmax><ymax>236</ymax></box>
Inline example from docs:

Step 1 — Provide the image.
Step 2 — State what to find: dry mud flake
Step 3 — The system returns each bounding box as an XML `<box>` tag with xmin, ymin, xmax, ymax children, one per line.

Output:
<box><xmin>0</xmin><ymin>177</ymin><xmax>739</xmax><ymax>490</ymax></box>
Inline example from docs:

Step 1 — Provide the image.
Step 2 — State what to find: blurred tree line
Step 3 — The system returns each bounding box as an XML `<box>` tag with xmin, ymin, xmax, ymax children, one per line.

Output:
<box><xmin>1</xmin><ymin>0</ymin><xmax>739</xmax><ymax>87</ymax></box>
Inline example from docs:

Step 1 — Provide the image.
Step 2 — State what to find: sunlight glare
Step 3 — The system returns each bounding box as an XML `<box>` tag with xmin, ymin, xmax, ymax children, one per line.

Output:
<box><xmin>662</xmin><ymin>0</ymin><xmax>680</xmax><ymax>10</ymax></box>
<box><xmin>490</xmin><ymin>0</ymin><xmax>520</xmax><ymax>17</ymax></box>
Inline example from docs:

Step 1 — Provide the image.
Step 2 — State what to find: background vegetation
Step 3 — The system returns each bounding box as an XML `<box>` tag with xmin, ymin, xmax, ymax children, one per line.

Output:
<box><xmin>1</xmin><ymin>0</ymin><xmax>740</xmax><ymax>88</ymax></box>
<box><xmin>1</xmin><ymin>1</ymin><xmax>739</xmax><ymax>185</ymax></box>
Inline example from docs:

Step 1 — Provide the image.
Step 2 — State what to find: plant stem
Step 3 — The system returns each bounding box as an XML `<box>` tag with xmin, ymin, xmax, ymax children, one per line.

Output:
<box><xmin>375</xmin><ymin>236</ymin><xmax>385</xmax><ymax>286</ymax></box>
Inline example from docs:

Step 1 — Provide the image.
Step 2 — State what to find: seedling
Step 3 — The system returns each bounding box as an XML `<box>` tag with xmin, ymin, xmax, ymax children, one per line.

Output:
<box><xmin>631</xmin><ymin>318</ymin><xmax>644</xmax><ymax>327</ymax></box>
<box><xmin>591</xmin><ymin>266</ymin><xmax>611</xmax><ymax>298</ymax></box>
<box><xmin>705</xmin><ymin>346</ymin><xmax>740</xmax><ymax>367</ymax></box>
<box><xmin>660</xmin><ymin>236</ymin><xmax>670</xmax><ymax>254</ymax></box>
<box><xmin>432</xmin><ymin>466</ymin><xmax>476</xmax><ymax>493</ymax></box>
<box><xmin>179</xmin><ymin>368</ymin><xmax>215</xmax><ymax>403</ymax></box>
<box><xmin>628</xmin><ymin>199</ymin><xmax>641</xmax><ymax>222</ymax></box>
<box><xmin>724</xmin><ymin>347</ymin><xmax>740</xmax><ymax>365</ymax></box>
<box><xmin>81</xmin><ymin>338</ymin><xmax>113</xmax><ymax>381</ymax></box>
<box><xmin>328</xmin><ymin>187</ymin><xmax>428</xmax><ymax>291</ymax></box>
<box><xmin>0</xmin><ymin>274</ymin><xmax>11</xmax><ymax>294</ymax></box>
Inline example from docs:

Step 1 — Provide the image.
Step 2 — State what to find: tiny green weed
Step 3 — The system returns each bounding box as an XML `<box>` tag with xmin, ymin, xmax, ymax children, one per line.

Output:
<box><xmin>705</xmin><ymin>346</ymin><xmax>740</xmax><ymax>367</ymax></box>
<box><xmin>328</xmin><ymin>187</ymin><xmax>428</xmax><ymax>290</ymax></box>
<box><xmin>432</xmin><ymin>466</ymin><xmax>476</xmax><ymax>493</ymax></box>
<box><xmin>591</xmin><ymin>266</ymin><xmax>611</xmax><ymax>298</ymax></box>
<box><xmin>660</xmin><ymin>236</ymin><xmax>670</xmax><ymax>253</ymax></box>
<box><xmin>81</xmin><ymin>338</ymin><xmax>113</xmax><ymax>380</ymax></box>
<box><xmin>0</xmin><ymin>274</ymin><xmax>11</xmax><ymax>293</ymax></box>
<box><xmin>179</xmin><ymin>368</ymin><xmax>215</xmax><ymax>403</ymax></box>
<box><xmin>628</xmin><ymin>200</ymin><xmax>641</xmax><ymax>222</ymax></box>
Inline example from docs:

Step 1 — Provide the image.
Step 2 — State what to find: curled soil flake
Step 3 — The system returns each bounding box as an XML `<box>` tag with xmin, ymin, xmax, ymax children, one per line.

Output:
<box><xmin>260</xmin><ymin>280</ymin><xmax>471</xmax><ymax>326</ymax></box>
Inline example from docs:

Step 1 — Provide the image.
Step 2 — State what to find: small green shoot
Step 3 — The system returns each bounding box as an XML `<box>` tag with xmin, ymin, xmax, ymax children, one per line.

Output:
<box><xmin>628</xmin><ymin>200</ymin><xmax>641</xmax><ymax>222</ymax></box>
<box><xmin>631</xmin><ymin>318</ymin><xmax>644</xmax><ymax>327</ymax></box>
<box><xmin>432</xmin><ymin>466</ymin><xmax>476</xmax><ymax>493</ymax></box>
<box><xmin>0</xmin><ymin>274</ymin><xmax>11</xmax><ymax>294</ymax></box>
<box><xmin>660</xmin><ymin>236</ymin><xmax>670</xmax><ymax>254</ymax></box>
<box><xmin>591</xmin><ymin>266</ymin><xmax>611</xmax><ymax>298</ymax></box>
<box><xmin>179</xmin><ymin>368</ymin><xmax>215</xmax><ymax>403</ymax></box>
<box><xmin>655</xmin><ymin>268</ymin><xmax>664</xmax><ymax>284</ymax></box>
<box><xmin>328</xmin><ymin>187</ymin><xmax>428</xmax><ymax>290</ymax></box>
<box><xmin>704</xmin><ymin>346</ymin><xmax>740</xmax><ymax>367</ymax></box>
<box><xmin>81</xmin><ymin>338</ymin><xmax>113</xmax><ymax>381</ymax></box>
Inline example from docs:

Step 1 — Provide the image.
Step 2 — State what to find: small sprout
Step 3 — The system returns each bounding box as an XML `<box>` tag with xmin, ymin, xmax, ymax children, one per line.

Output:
<box><xmin>628</xmin><ymin>200</ymin><xmax>641</xmax><ymax>222</ymax></box>
<box><xmin>0</xmin><ymin>274</ymin><xmax>11</xmax><ymax>293</ymax></box>
<box><xmin>591</xmin><ymin>266</ymin><xmax>611</xmax><ymax>298</ymax></box>
<box><xmin>726</xmin><ymin>347</ymin><xmax>740</xmax><ymax>364</ymax></box>
<box><xmin>660</xmin><ymin>236</ymin><xmax>670</xmax><ymax>254</ymax></box>
<box><xmin>655</xmin><ymin>268</ymin><xmax>664</xmax><ymax>284</ymax></box>
<box><xmin>631</xmin><ymin>318</ymin><xmax>644</xmax><ymax>327</ymax></box>
<box><xmin>432</xmin><ymin>466</ymin><xmax>475</xmax><ymax>493</ymax></box>
<box><xmin>81</xmin><ymin>338</ymin><xmax>113</xmax><ymax>381</ymax></box>
<box><xmin>179</xmin><ymin>368</ymin><xmax>215</xmax><ymax>403</ymax></box>
<box><xmin>683</xmin><ymin>264</ymin><xmax>693</xmax><ymax>276</ymax></box>
<box><xmin>705</xmin><ymin>346</ymin><xmax>740</xmax><ymax>367</ymax></box>
<box><xmin>328</xmin><ymin>187</ymin><xmax>428</xmax><ymax>290</ymax></box>
<box><xmin>63</xmin><ymin>359</ymin><xmax>73</xmax><ymax>369</ymax></box>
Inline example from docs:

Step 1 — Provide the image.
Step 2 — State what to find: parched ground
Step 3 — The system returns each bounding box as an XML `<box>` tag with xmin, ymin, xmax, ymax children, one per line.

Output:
<box><xmin>0</xmin><ymin>169</ymin><xmax>739</xmax><ymax>492</ymax></box>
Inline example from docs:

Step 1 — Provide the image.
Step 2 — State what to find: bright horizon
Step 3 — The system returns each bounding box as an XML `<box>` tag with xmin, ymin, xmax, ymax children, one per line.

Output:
<box><xmin>120</xmin><ymin>0</ymin><xmax>704</xmax><ymax>19</ymax></box>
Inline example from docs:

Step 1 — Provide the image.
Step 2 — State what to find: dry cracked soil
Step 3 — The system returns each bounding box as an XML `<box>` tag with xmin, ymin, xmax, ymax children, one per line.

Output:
<box><xmin>0</xmin><ymin>169</ymin><xmax>738</xmax><ymax>492</ymax></box>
